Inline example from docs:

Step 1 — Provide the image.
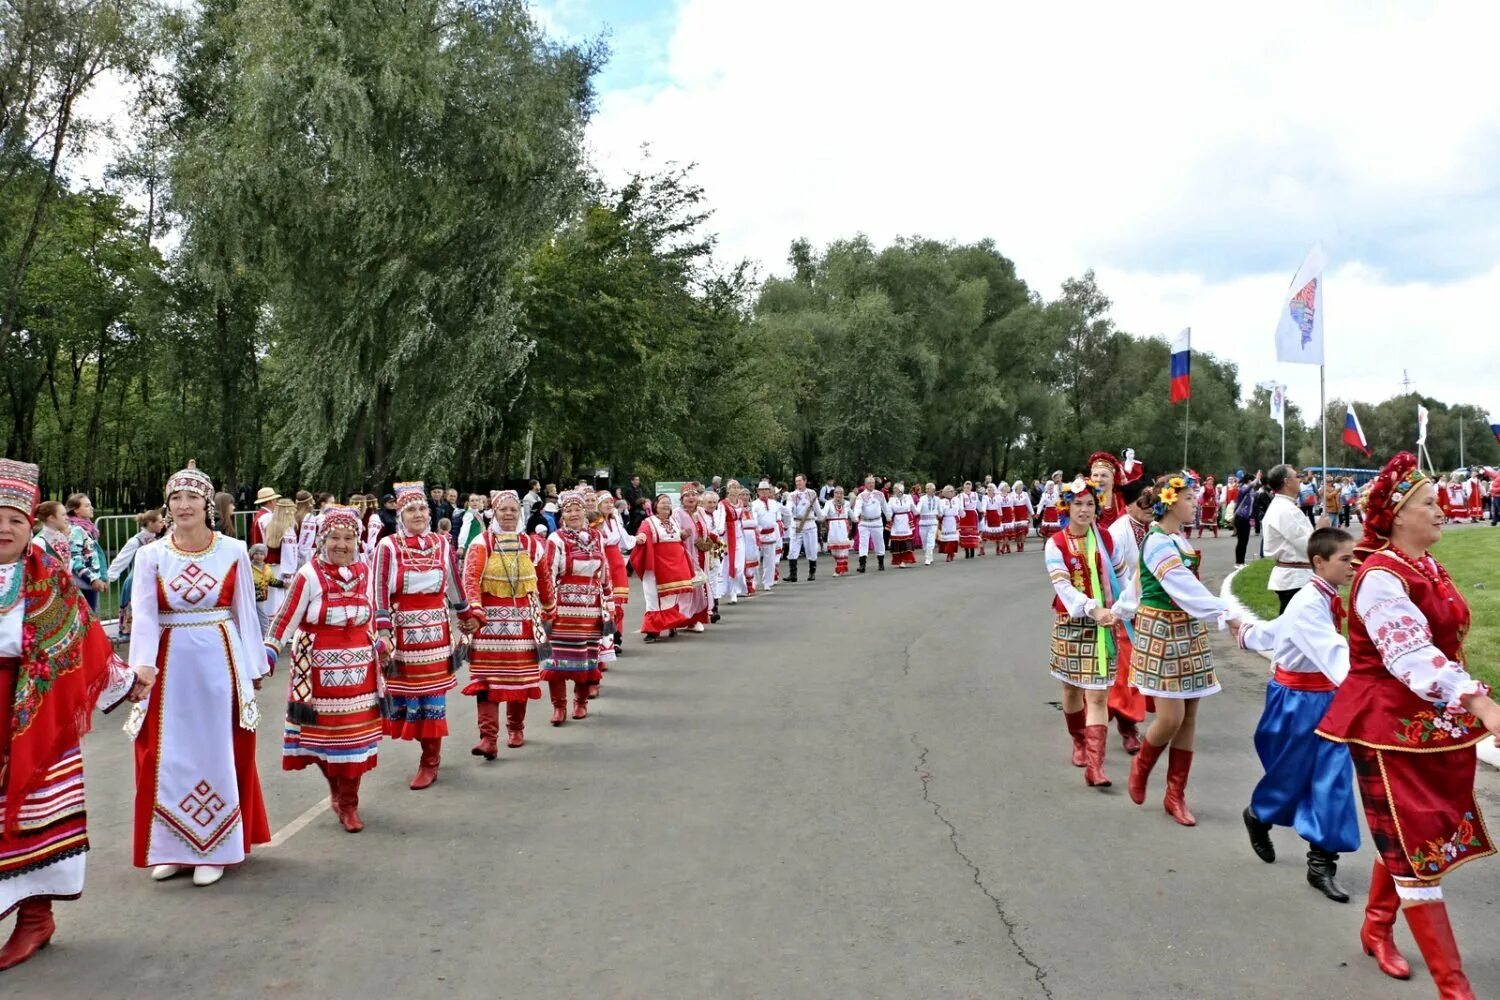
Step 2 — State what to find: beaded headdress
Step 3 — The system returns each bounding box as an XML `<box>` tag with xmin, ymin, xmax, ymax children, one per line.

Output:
<box><xmin>393</xmin><ymin>481</ymin><xmax>427</xmax><ymax>514</ymax></box>
<box><xmin>165</xmin><ymin>466</ymin><xmax>214</xmax><ymax>500</ymax></box>
<box><xmin>317</xmin><ymin>506</ymin><xmax>363</xmax><ymax>541</ymax></box>
<box><xmin>0</xmin><ymin>459</ymin><xmax>41</xmax><ymax>518</ymax></box>
<box><xmin>558</xmin><ymin>490</ymin><xmax>585</xmax><ymax>509</ymax></box>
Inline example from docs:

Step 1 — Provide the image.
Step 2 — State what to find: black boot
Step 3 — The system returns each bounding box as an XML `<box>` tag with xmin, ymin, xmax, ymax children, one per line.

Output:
<box><xmin>787</xmin><ymin>561</ymin><xmax>798</xmax><ymax>583</ymax></box>
<box><xmin>857</xmin><ymin>556</ymin><xmax>867</xmax><ymax>574</ymax></box>
<box><xmin>1306</xmin><ymin>848</ymin><xmax>1350</xmax><ymax>902</ymax></box>
<box><xmin>1243</xmin><ymin>806</ymin><xmax>1275</xmax><ymax>863</ymax></box>
<box><xmin>808</xmin><ymin>561</ymin><xmax>816</xmax><ymax>581</ymax></box>
<box><xmin>877</xmin><ymin>555</ymin><xmax>885</xmax><ymax>571</ymax></box>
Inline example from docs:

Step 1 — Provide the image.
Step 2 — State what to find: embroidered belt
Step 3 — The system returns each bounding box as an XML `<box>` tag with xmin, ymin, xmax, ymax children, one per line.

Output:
<box><xmin>159</xmin><ymin>608</ymin><xmax>232</xmax><ymax>627</ymax></box>
<box><xmin>1275</xmin><ymin>561</ymin><xmax>1311</xmax><ymax>569</ymax></box>
<box><xmin>1272</xmin><ymin>666</ymin><xmax>1336</xmax><ymax>692</ymax></box>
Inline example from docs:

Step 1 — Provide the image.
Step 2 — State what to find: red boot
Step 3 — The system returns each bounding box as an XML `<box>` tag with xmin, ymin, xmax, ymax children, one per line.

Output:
<box><xmin>1064</xmin><ymin>709</ymin><xmax>1087</xmax><ymax>767</ymax></box>
<box><xmin>572</xmin><ymin>680</ymin><xmax>589</xmax><ymax>720</ymax></box>
<box><xmin>0</xmin><ymin>899</ymin><xmax>55</xmax><ymax>970</ymax></box>
<box><xmin>1360</xmin><ymin>861</ymin><xmax>1411</xmax><ymax>980</ymax></box>
<box><xmin>505</xmin><ymin>701</ymin><xmax>526</xmax><ymax>748</ymax></box>
<box><xmin>1083</xmin><ymin>725</ymin><xmax>1111</xmax><ymax>787</ymax></box>
<box><xmin>1128</xmin><ymin>739</ymin><xmax>1165</xmax><ymax>805</ymax></box>
<box><xmin>1163</xmin><ymin>747</ymin><xmax>1197</xmax><ymax>826</ymax></box>
<box><xmin>1404</xmin><ymin>901</ymin><xmax>1474</xmax><ymax>999</ymax></box>
<box><xmin>472</xmin><ymin>700</ymin><xmax>499</xmax><ymax>760</ymax></box>
<box><xmin>549</xmin><ymin>679</ymin><xmax>568</xmax><ymax>726</ymax></box>
<box><xmin>1118</xmin><ymin>717</ymin><xmax>1143</xmax><ymax>755</ymax></box>
<box><xmin>410</xmin><ymin>738</ymin><xmax>441</xmax><ymax>790</ymax></box>
<box><xmin>336</xmin><ymin>777</ymin><xmax>364</xmax><ymax>833</ymax></box>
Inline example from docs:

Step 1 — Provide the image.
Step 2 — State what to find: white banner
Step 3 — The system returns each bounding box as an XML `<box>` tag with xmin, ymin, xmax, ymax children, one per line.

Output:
<box><xmin>1274</xmin><ymin>245</ymin><xmax>1326</xmax><ymax>366</ymax></box>
<box><xmin>1270</xmin><ymin>384</ymin><xmax>1285</xmax><ymax>426</ymax></box>
<box><xmin>1417</xmin><ymin>404</ymin><xmax>1430</xmax><ymax>446</ymax></box>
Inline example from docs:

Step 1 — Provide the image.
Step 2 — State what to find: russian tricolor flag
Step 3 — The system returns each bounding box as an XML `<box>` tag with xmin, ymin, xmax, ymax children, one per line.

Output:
<box><xmin>1491</xmin><ymin>413</ymin><xmax>1500</xmax><ymax>445</ymax></box>
<box><xmin>1169</xmin><ymin>328</ymin><xmax>1191</xmax><ymax>403</ymax></box>
<box><xmin>1343</xmin><ymin>404</ymin><xmax>1371</xmax><ymax>457</ymax></box>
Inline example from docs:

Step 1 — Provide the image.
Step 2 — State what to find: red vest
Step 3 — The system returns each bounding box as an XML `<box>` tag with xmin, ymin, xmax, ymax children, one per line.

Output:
<box><xmin>1318</xmin><ymin>547</ymin><xmax>1480</xmax><ymax>752</ymax></box>
<box><xmin>1047</xmin><ymin>527</ymin><xmax>1115</xmax><ymax>616</ymax></box>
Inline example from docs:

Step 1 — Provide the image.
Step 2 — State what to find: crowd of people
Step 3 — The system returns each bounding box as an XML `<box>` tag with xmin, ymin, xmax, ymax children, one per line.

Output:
<box><xmin>2</xmin><ymin>445</ymin><xmax>1497</xmax><ymax>997</ymax></box>
<box><xmin>1043</xmin><ymin>450</ymin><xmax>1497</xmax><ymax>1000</ymax></box>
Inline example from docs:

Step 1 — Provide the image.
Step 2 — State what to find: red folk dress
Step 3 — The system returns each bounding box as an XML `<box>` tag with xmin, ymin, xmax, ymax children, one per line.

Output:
<box><xmin>461</xmin><ymin>529</ymin><xmax>552</xmax><ymax>702</ymax></box>
<box><xmin>371</xmin><ymin>530</ymin><xmax>464</xmax><ymax>741</ymax></box>
<box><xmin>264</xmin><ymin>559</ymin><xmax>382</xmax><ymax>777</ymax></box>
<box><xmin>1318</xmin><ymin>546</ymin><xmax>1493</xmax><ymax>884</ymax></box>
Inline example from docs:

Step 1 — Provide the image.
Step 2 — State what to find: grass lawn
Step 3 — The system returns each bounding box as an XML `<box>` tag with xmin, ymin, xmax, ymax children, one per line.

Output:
<box><xmin>1231</xmin><ymin>526</ymin><xmax>1500</xmax><ymax>689</ymax></box>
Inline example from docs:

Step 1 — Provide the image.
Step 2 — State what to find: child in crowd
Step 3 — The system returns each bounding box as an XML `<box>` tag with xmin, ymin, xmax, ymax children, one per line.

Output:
<box><xmin>1237</xmin><ymin>526</ymin><xmax>1360</xmax><ymax>903</ymax></box>
<box><xmin>33</xmin><ymin>500</ymin><xmax>72</xmax><ymax>565</ymax></box>
<box><xmin>249</xmin><ymin>542</ymin><xmax>278</xmax><ymax>632</ymax></box>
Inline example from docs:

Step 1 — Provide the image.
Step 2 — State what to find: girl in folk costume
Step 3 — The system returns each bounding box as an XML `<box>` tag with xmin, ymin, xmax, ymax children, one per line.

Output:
<box><xmin>127</xmin><ymin>467</ymin><xmax>272</xmax><ymax>888</ymax></box>
<box><xmin>371</xmin><ymin>482</ymin><xmax>474</xmax><ymax>791</ymax></box>
<box><xmin>937</xmin><ymin>486</ymin><xmax>961</xmax><ymax>562</ymax></box>
<box><xmin>32</xmin><ymin>501</ymin><xmax>71</xmax><ymax>565</ymax></box>
<box><xmin>673</xmin><ymin>487</ymin><xmax>712</xmax><ymax>631</ymax></box>
<box><xmin>632</xmin><ymin>494</ymin><xmax>700</xmax><ymax>642</ymax></box>
<box><xmin>982</xmin><ymin>484</ymin><xmax>1007</xmax><ymax>555</ymax></box>
<box><xmin>718</xmin><ymin>481</ymin><xmax>747</xmax><ymax>603</ymax></box>
<box><xmin>697</xmin><ymin>492</ymin><xmax>727</xmax><ymax>621</ymax></box>
<box><xmin>455</xmin><ymin>492</ymin><xmax>487</xmax><ymax>562</ymax></box>
<box><xmin>1104</xmin><ymin>475</ymin><xmax>1156</xmax><ymax>755</ymax></box>
<box><xmin>1317</xmin><ymin>453</ymin><xmax>1500</xmax><ymax>999</ymax></box>
<box><xmin>461</xmin><ymin>492</ymin><xmax>552</xmax><ymax>751</ymax></box>
<box><xmin>957</xmin><ymin>482</ymin><xmax>981</xmax><ymax>558</ymax></box>
<box><xmin>822</xmin><ymin>487</ymin><xmax>855</xmax><ymax>575</ymax></box>
<box><xmin>887</xmin><ymin>483</ymin><xmax>918</xmax><ymax>567</ymax></box>
<box><xmin>0</xmin><ymin>460</ymin><xmax>147</xmax><ymax>971</ymax></box>
<box><xmin>263</xmin><ymin>506</ymin><xmax>382</xmax><ymax>834</ymax></box>
<box><xmin>915</xmin><ymin>483</ymin><xmax>942</xmax><ymax>566</ymax></box>
<box><xmin>1126</xmin><ymin>474</ymin><xmax>1237</xmax><ymax>827</ymax></box>
<box><xmin>1038</xmin><ymin>479</ymin><xmax>1063</xmax><ymax>540</ymax></box>
<box><xmin>738</xmin><ymin>487</ymin><xmax>762</xmax><ymax>597</ymax></box>
<box><xmin>544</xmin><ymin>491</ymin><xmax>614</xmax><ymax>721</ymax></box>
<box><xmin>1196</xmin><ymin>475</ymin><xmax>1220</xmax><ymax>538</ymax></box>
<box><xmin>1045</xmin><ymin>478</ymin><xmax>1135</xmax><ymax>787</ymax></box>
<box><xmin>1088</xmin><ymin>451</ymin><xmax>1128</xmax><ymax>532</ymax></box>
<box><xmin>595</xmin><ymin>493</ymin><xmax>634</xmax><ymax>642</ymax></box>
<box><xmin>1011</xmin><ymin>481</ymin><xmax>1035</xmax><ymax>552</ymax></box>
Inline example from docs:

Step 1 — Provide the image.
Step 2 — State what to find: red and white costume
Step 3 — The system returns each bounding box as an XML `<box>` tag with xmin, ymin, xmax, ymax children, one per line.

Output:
<box><xmin>888</xmin><ymin>491</ymin><xmax>917</xmax><ymax>566</ymax></box>
<box><xmin>822</xmin><ymin>497</ymin><xmax>854</xmax><ymax>574</ymax></box>
<box><xmin>957</xmin><ymin>487</ymin><xmax>981</xmax><ymax>553</ymax></box>
<box><xmin>631</xmin><ymin>512</ymin><xmax>697</xmax><ymax>635</ymax></box>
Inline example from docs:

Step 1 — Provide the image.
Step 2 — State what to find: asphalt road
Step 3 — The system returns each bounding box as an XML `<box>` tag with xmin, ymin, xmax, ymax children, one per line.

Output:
<box><xmin>9</xmin><ymin>534</ymin><xmax>1500</xmax><ymax>999</ymax></box>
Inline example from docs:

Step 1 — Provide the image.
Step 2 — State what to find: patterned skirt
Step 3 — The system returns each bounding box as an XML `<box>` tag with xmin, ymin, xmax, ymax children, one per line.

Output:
<box><xmin>542</xmin><ymin>576</ymin><xmax>604</xmax><ymax>683</ymax></box>
<box><xmin>283</xmin><ymin>628</ymin><xmax>381</xmax><ymax>776</ymax></box>
<box><xmin>1349</xmin><ymin>744</ymin><xmax>1494</xmax><ymax>884</ymax></box>
<box><xmin>462</xmin><ymin>597</ymin><xmax>544</xmax><ymax>702</ymax></box>
<box><xmin>1130</xmin><ymin>605</ymin><xmax>1220</xmax><ymax>699</ymax></box>
<box><xmin>1049</xmin><ymin>616</ymin><xmax>1116</xmax><ymax>690</ymax></box>
<box><xmin>385</xmin><ymin>592</ymin><xmax>456</xmax><ymax>740</ymax></box>
<box><xmin>958</xmin><ymin>511</ymin><xmax>980</xmax><ymax>548</ymax></box>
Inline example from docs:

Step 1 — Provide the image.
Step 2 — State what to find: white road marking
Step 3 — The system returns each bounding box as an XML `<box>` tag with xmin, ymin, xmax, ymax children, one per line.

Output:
<box><xmin>266</xmin><ymin>796</ymin><xmax>331</xmax><ymax>848</ymax></box>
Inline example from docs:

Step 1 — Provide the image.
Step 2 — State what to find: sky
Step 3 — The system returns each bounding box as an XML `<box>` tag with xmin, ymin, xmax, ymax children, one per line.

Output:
<box><xmin>535</xmin><ymin>0</ymin><xmax>1500</xmax><ymax>429</ymax></box>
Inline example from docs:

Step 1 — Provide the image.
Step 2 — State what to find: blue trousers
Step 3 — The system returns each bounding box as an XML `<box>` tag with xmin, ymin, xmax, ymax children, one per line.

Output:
<box><xmin>1250</xmin><ymin>682</ymin><xmax>1360</xmax><ymax>854</ymax></box>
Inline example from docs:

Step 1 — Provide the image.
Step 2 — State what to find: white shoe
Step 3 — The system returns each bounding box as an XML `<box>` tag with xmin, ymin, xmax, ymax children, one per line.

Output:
<box><xmin>151</xmin><ymin>864</ymin><xmax>185</xmax><ymax>882</ymax></box>
<box><xmin>192</xmin><ymin>865</ymin><xmax>225</xmax><ymax>887</ymax></box>
<box><xmin>691</xmin><ymin>623</ymin><xmax>705</xmax><ymax>633</ymax></box>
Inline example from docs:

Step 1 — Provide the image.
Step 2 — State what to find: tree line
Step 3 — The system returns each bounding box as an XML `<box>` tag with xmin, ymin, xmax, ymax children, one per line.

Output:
<box><xmin>4</xmin><ymin>0</ymin><xmax>1495</xmax><ymax>511</ymax></box>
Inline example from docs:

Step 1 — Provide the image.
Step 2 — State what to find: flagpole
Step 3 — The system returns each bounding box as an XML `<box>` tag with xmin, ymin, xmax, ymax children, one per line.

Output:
<box><xmin>1319</xmin><ymin>365</ymin><xmax>1327</xmax><ymax>491</ymax></box>
<box><xmin>1279</xmin><ymin>385</ymin><xmax>1286</xmax><ymax>466</ymax></box>
<box><xmin>1183</xmin><ymin>394</ymin><xmax>1191</xmax><ymax>469</ymax></box>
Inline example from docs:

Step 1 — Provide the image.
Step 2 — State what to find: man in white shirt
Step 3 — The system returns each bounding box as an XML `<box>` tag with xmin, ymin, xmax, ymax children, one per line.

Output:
<box><xmin>852</xmin><ymin>475</ymin><xmax>890</xmax><ymax>573</ymax></box>
<box><xmin>782</xmin><ymin>474</ymin><xmax>822</xmax><ymax>582</ymax></box>
<box><xmin>750</xmin><ymin>480</ymin><xmax>783</xmax><ymax>592</ymax></box>
<box><xmin>1262</xmin><ymin>464</ymin><xmax>1328</xmax><ymax>613</ymax></box>
<box><xmin>915</xmin><ymin>483</ymin><xmax>943</xmax><ymax>565</ymax></box>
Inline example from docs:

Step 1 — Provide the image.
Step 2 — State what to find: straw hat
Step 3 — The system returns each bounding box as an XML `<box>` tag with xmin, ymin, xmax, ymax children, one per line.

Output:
<box><xmin>255</xmin><ymin>487</ymin><xmax>281</xmax><ymax>505</ymax></box>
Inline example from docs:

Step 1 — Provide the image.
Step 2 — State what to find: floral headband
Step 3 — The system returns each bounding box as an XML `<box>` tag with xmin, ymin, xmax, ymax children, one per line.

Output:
<box><xmin>1058</xmin><ymin>476</ymin><xmax>1102</xmax><ymax>510</ymax></box>
<box><xmin>1153</xmin><ymin>474</ymin><xmax>1195</xmax><ymax>517</ymax></box>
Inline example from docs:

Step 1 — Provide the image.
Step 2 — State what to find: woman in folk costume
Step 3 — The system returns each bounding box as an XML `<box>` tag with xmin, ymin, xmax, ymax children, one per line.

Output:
<box><xmin>982</xmin><ymin>483</ymin><xmax>1007</xmax><ymax>555</ymax></box>
<box><xmin>822</xmin><ymin>486</ymin><xmax>855</xmax><ymax>576</ymax></box>
<box><xmin>0</xmin><ymin>460</ymin><xmax>147</xmax><ymax>971</ymax></box>
<box><xmin>737</xmin><ymin>487</ymin><xmax>761</xmax><ymax>597</ymax></box>
<box><xmin>1011</xmin><ymin>480</ymin><xmax>1034</xmax><ymax>552</ymax></box>
<box><xmin>455</xmin><ymin>492</ymin><xmax>487</xmax><ymax>562</ymax></box>
<box><xmin>887</xmin><ymin>483</ymin><xmax>918</xmax><ymax>567</ymax></box>
<box><xmin>632</xmin><ymin>494</ymin><xmax>699</xmax><ymax>642</ymax></box>
<box><xmin>543</xmin><ymin>491</ymin><xmax>613</xmax><ymax>721</ymax></box>
<box><xmin>1038</xmin><ymin>480</ymin><xmax>1063</xmax><ymax>540</ymax></box>
<box><xmin>371</xmin><ymin>481</ymin><xmax>474</xmax><ymax>791</ymax></box>
<box><xmin>717</xmin><ymin>481</ymin><xmax>746</xmax><ymax>603</ymax></box>
<box><xmin>957</xmin><ymin>482</ymin><xmax>981</xmax><ymax>558</ymax></box>
<box><xmin>1045</xmin><ymin>478</ymin><xmax>1134</xmax><ymax>788</ymax></box>
<box><xmin>1444</xmin><ymin>477</ymin><xmax>1468</xmax><ymax>522</ymax></box>
<box><xmin>937</xmin><ymin>486</ymin><xmax>961</xmax><ymax>561</ymax></box>
<box><xmin>254</xmin><ymin>497</ymin><xmax>299</xmax><ymax>623</ymax></box>
<box><xmin>1316</xmin><ymin>453</ymin><xmax>1500</xmax><ymax>999</ymax></box>
<box><xmin>1125</xmin><ymin>474</ymin><xmax>1236</xmax><ymax>827</ymax></box>
<box><xmin>697</xmin><ymin>492</ymin><xmax>727</xmax><ymax>621</ymax></box>
<box><xmin>1196</xmin><ymin>475</ymin><xmax>1220</xmax><ymax>538</ymax></box>
<box><xmin>263</xmin><ymin>506</ymin><xmax>382</xmax><ymax>833</ymax></box>
<box><xmin>673</xmin><ymin>486</ymin><xmax>712</xmax><ymax>631</ymax></box>
<box><xmin>595</xmin><ymin>492</ymin><xmax>634</xmax><ymax>643</ymax></box>
<box><xmin>1466</xmin><ymin>470</ymin><xmax>1484</xmax><ymax>522</ymax></box>
<box><xmin>127</xmin><ymin>466</ymin><xmax>272</xmax><ymax>888</ymax></box>
<box><xmin>461</xmin><ymin>491</ymin><xmax>553</xmax><ymax>749</ymax></box>
<box><xmin>1087</xmin><ymin>451</ymin><xmax>1128</xmax><ymax>532</ymax></box>
<box><xmin>1105</xmin><ymin>475</ymin><xmax>1156</xmax><ymax>755</ymax></box>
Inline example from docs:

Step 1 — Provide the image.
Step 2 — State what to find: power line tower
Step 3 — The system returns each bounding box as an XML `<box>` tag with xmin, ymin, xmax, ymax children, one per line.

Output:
<box><xmin>1400</xmin><ymin>369</ymin><xmax>1414</xmax><ymax>395</ymax></box>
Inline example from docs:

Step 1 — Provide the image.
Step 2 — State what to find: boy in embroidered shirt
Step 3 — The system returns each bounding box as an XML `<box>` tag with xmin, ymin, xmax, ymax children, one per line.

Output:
<box><xmin>1236</xmin><ymin>526</ymin><xmax>1360</xmax><ymax>903</ymax></box>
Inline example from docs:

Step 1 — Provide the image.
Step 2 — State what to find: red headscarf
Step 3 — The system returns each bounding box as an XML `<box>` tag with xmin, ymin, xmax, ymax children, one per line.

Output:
<box><xmin>1355</xmin><ymin>451</ymin><xmax>1428</xmax><ymax>566</ymax></box>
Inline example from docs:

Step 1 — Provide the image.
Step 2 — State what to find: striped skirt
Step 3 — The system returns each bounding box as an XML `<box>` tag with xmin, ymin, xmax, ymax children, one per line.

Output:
<box><xmin>283</xmin><ymin>629</ymin><xmax>382</xmax><ymax>776</ymax></box>
<box><xmin>385</xmin><ymin>593</ymin><xmax>456</xmax><ymax>740</ymax></box>
<box><xmin>463</xmin><ymin>598</ymin><xmax>544</xmax><ymax>701</ymax></box>
<box><xmin>1130</xmin><ymin>605</ymin><xmax>1219</xmax><ymax>699</ymax></box>
<box><xmin>542</xmin><ymin>578</ymin><xmax>604</xmax><ymax>683</ymax></box>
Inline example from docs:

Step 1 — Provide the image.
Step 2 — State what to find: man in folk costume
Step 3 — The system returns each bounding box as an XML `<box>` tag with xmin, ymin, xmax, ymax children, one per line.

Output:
<box><xmin>371</xmin><ymin>482</ymin><xmax>476</xmax><ymax>790</ymax></box>
<box><xmin>0</xmin><ymin>460</ymin><xmax>147</xmax><ymax>970</ymax></box>
<box><xmin>750</xmin><ymin>481</ymin><xmax>783</xmax><ymax>592</ymax></box>
<box><xmin>852</xmin><ymin>475</ymin><xmax>890</xmax><ymax>573</ymax></box>
<box><xmin>1105</xmin><ymin>474</ymin><xmax>1156</xmax><ymax>754</ymax></box>
<box><xmin>1088</xmin><ymin>451</ymin><xmax>1129</xmax><ymax>532</ymax></box>
<box><xmin>782</xmin><ymin>474</ymin><xmax>822</xmax><ymax>583</ymax></box>
<box><xmin>460</xmin><ymin>492</ymin><xmax>552</xmax><ymax>755</ymax></box>
<box><xmin>916</xmin><ymin>483</ymin><xmax>942</xmax><ymax>565</ymax></box>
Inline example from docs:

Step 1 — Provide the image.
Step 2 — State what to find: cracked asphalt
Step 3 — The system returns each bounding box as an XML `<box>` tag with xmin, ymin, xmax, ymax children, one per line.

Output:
<box><xmin>10</xmin><ymin>534</ymin><xmax>1500</xmax><ymax>999</ymax></box>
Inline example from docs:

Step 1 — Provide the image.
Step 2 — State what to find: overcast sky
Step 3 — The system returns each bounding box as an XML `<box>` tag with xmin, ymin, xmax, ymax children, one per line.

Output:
<box><xmin>536</xmin><ymin>0</ymin><xmax>1500</xmax><ymax>426</ymax></box>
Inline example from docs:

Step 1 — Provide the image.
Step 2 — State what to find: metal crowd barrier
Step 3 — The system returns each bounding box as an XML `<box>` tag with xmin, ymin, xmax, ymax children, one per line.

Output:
<box><xmin>87</xmin><ymin>511</ymin><xmax>255</xmax><ymax>622</ymax></box>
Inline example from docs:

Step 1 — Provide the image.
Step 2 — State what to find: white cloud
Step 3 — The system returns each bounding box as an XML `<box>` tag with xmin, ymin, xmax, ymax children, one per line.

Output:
<box><xmin>579</xmin><ymin>0</ymin><xmax>1500</xmax><ymax>416</ymax></box>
